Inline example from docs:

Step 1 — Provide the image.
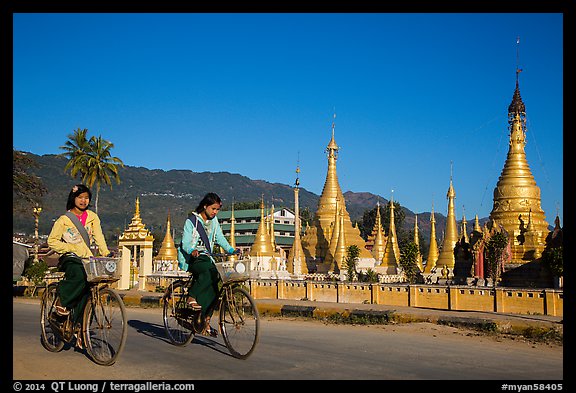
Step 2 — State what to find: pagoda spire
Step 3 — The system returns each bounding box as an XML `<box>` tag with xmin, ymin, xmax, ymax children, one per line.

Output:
<box><xmin>474</xmin><ymin>214</ymin><xmax>482</xmax><ymax>233</ymax></box>
<box><xmin>301</xmin><ymin>114</ymin><xmax>374</xmax><ymax>266</ymax></box>
<box><xmin>424</xmin><ymin>201</ymin><xmax>439</xmax><ymax>273</ymax></box>
<box><xmin>436</xmin><ymin>164</ymin><xmax>459</xmax><ymax>272</ymax></box>
<box><xmin>370</xmin><ymin>201</ymin><xmax>387</xmax><ymax>262</ymax></box>
<box><xmin>154</xmin><ymin>210</ymin><xmax>178</xmax><ymax>267</ymax></box>
<box><xmin>414</xmin><ymin>214</ymin><xmax>423</xmax><ymax>271</ymax></box>
<box><xmin>317</xmin><ymin>112</ymin><xmax>345</xmax><ymax>224</ymax></box>
<box><xmin>489</xmin><ymin>49</ymin><xmax>549</xmax><ymax>262</ymax></box>
<box><xmin>330</xmin><ymin>205</ymin><xmax>346</xmax><ymax>274</ymax></box>
<box><xmin>325</xmin><ymin>198</ymin><xmax>341</xmax><ymax>268</ymax></box>
<box><xmin>249</xmin><ymin>196</ymin><xmax>276</xmax><ymax>257</ymax></box>
<box><xmin>460</xmin><ymin>206</ymin><xmax>469</xmax><ymax>244</ymax></box>
<box><xmin>379</xmin><ymin>192</ymin><xmax>400</xmax><ymax>273</ymax></box>
<box><xmin>269</xmin><ymin>203</ymin><xmax>276</xmax><ymax>250</ymax></box>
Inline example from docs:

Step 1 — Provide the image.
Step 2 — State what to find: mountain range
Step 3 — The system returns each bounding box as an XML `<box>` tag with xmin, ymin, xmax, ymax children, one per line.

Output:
<box><xmin>13</xmin><ymin>152</ymin><xmax>489</xmax><ymax>246</ymax></box>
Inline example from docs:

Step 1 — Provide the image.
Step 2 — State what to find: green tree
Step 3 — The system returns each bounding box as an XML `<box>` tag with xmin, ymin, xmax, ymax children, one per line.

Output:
<box><xmin>541</xmin><ymin>246</ymin><xmax>563</xmax><ymax>277</ymax></box>
<box><xmin>222</xmin><ymin>201</ymin><xmax>260</xmax><ymax>210</ymax></box>
<box><xmin>344</xmin><ymin>245</ymin><xmax>360</xmax><ymax>282</ymax></box>
<box><xmin>83</xmin><ymin>135</ymin><xmax>124</xmax><ymax>213</ymax></box>
<box><xmin>60</xmin><ymin>128</ymin><xmax>91</xmax><ymax>180</ymax></box>
<box><xmin>13</xmin><ymin>149</ymin><xmax>47</xmax><ymax>212</ymax></box>
<box><xmin>300</xmin><ymin>207</ymin><xmax>312</xmax><ymax>228</ymax></box>
<box><xmin>60</xmin><ymin>129</ymin><xmax>124</xmax><ymax>213</ymax></box>
<box><xmin>358</xmin><ymin>268</ymin><xmax>380</xmax><ymax>283</ymax></box>
<box><xmin>484</xmin><ymin>231</ymin><xmax>509</xmax><ymax>287</ymax></box>
<box><xmin>358</xmin><ymin>201</ymin><xmax>405</xmax><ymax>241</ymax></box>
<box><xmin>399</xmin><ymin>239</ymin><xmax>421</xmax><ymax>284</ymax></box>
<box><xmin>23</xmin><ymin>257</ymin><xmax>49</xmax><ymax>286</ymax></box>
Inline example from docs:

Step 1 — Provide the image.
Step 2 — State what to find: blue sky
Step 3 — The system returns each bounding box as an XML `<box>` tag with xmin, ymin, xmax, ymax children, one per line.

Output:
<box><xmin>13</xmin><ymin>13</ymin><xmax>563</xmax><ymax>222</ymax></box>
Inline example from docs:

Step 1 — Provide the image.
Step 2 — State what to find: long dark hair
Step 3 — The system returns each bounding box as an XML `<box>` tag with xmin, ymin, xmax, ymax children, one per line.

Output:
<box><xmin>66</xmin><ymin>184</ymin><xmax>92</xmax><ymax>210</ymax></box>
<box><xmin>195</xmin><ymin>192</ymin><xmax>222</xmax><ymax>214</ymax></box>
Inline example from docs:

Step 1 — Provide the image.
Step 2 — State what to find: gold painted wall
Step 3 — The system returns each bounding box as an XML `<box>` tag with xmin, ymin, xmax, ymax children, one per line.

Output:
<box><xmin>247</xmin><ymin>279</ymin><xmax>563</xmax><ymax>317</ymax></box>
<box><xmin>448</xmin><ymin>287</ymin><xmax>494</xmax><ymax>312</ymax></box>
<box><xmin>339</xmin><ymin>283</ymin><xmax>371</xmax><ymax>304</ymax></box>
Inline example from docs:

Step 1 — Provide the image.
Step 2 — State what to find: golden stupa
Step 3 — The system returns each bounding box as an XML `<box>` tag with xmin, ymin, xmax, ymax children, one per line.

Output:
<box><xmin>489</xmin><ymin>71</ymin><xmax>549</xmax><ymax>262</ymax></box>
<box><xmin>435</xmin><ymin>170</ymin><xmax>459</xmax><ymax>271</ymax></box>
<box><xmin>249</xmin><ymin>196</ymin><xmax>279</xmax><ymax>258</ymax></box>
<box><xmin>154</xmin><ymin>211</ymin><xmax>178</xmax><ymax>264</ymax></box>
<box><xmin>369</xmin><ymin>201</ymin><xmax>387</xmax><ymax>262</ymax></box>
<box><xmin>413</xmin><ymin>214</ymin><xmax>423</xmax><ymax>271</ymax></box>
<box><xmin>300</xmin><ymin>117</ymin><xmax>373</xmax><ymax>272</ymax></box>
<box><xmin>379</xmin><ymin>195</ymin><xmax>400</xmax><ymax>273</ymax></box>
<box><xmin>423</xmin><ymin>203</ymin><xmax>439</xmax><ymax>273</ymax></box>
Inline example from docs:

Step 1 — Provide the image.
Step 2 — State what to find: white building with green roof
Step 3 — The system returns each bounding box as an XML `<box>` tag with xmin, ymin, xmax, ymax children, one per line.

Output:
<box><xmin>217</xmin><ymin>207</ymin><xmax>296</xmax><ymax>255</ymax></box>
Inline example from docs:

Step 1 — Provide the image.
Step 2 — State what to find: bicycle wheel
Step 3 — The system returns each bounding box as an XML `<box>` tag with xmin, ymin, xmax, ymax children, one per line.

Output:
<box><xmin>219</xmin><ymin>286</ymin><xmax>259</xmax><ymax>359</ymax></box>
<box><xmin>83</xmin><ymin>287</ymin><xmax>127</xmax><ymax>366</ymax></box>
<box><xmin>163</xmin><ymin>280</ymin><xmax>195</xmax><ymax>346</ymax></box>
<box><xmin>40</xmin><ymin>284</ymin><xmax>65</xmax><ymax>352</ymax></box>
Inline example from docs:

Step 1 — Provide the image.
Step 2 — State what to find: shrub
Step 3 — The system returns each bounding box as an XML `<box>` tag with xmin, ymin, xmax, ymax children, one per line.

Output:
<box><xmin>541</xmin><ymin>246</ymin><xmax>563</xmax><ymax>277</ymax></box>
<box><xmin>23</xmin><ymin>258</ymin><xmax>49</xmax><ymax>286</ymax></box>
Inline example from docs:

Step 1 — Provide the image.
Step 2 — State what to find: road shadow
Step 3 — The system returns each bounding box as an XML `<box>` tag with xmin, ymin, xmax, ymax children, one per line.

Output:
<box><xmin>37</xmin><ymin>334</ymin><xmax>93</xmax><ymax>363</ymax></box>
<box><xmin>127</xmin><ymin>319</ymin><xmax>232</xmax><ymax>357</ymax></box>
<box><xmin>128</xmin><ymin>319</ymin><xmax>172</xmax><ymax>344</ymax></box>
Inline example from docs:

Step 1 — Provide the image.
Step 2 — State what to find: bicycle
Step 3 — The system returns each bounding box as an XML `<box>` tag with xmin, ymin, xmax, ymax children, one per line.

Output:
<box><xmin>163</xmin><ymin>253</ymin><xmax>259</xmax><ymax>359</ymax></box>
<box><xmin>40</xmin><ymin>256</ymin><xmax>128</xmax><ymax>366</ymax></box>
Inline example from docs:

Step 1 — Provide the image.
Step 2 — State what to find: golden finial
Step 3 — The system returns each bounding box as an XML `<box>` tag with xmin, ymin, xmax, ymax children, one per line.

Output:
<box><xmin>516</xmin><ymin>36</ymin><xmax>522</xmax><ymax>83</ymax></box>
<box><xmin>326</xmin><ymin>111</ymin><xmax>339</xmax><ymax>154</ymax></box>
<box><xmin>295</xmin><ymin>152</ymin><xmax>300</xmax><ymax>187</ymax></box>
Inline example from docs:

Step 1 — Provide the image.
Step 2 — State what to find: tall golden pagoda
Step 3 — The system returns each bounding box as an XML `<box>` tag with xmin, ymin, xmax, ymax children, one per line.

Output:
<box><xmin>474</xmin><ymin>214</ymin><xmax>482</xmax><ymax>233</ymax></box>
<box><xmin>324</xmin><ymin>198</ymin><xmax>342</xmax><ymax>269</ymax></box>
<box><xmin>154</xmin><ymin>211</ymin><xmax>178</xmax><ymax>268</ymax></box>
<box><xmin>424</xmin><ymin>203</ymin><xmax>439</xmax><ymax>273</ymax></box>
<box><xmin>249</xmin><ymin>196</ymin><xmax>279</xmax><ymax>258</ymax></box>
<box><xmin>269</xmin><ymin>204</ymin><xmax>276</xmax><ymax>249</ymax></box>
<box><xmin>370</xmin><ymin>201</ymin><xmax>387</xmax><ymax>262</ymax></box>
<box><xmin>331</xmin><ymin>206</ymin><xmax>347</xmax><ymax>274</ymax></box>
<box><xmin>300</xmin><ymin>116</ymin><xmax>373</xmax><ymax>271</ymax></box>
<box><xmin>460</xmin><ymin>208</ymin><xmax>469</xmax><ymax>244</ymax></box>
<box><xmin>378</xmin><ymin>194</ymin><xmax>400</xmax><ymax>274</ymax></box>
<box><xmin>435</xmin><ymin>168</ymin><xmax>459</xmax><ymax>272</ymax></box>
<box><xmin>489</xmin><ymin>70</ymin><xmax>549</xmax><ymax>262</ymax></box>
<box><xmin>287</xmin><ymin>165</ymin><xmax>307</xmax><ymax>275</ymax></box>
<box><xmin>414</xmin><ymin>215</ymin><xmax>423</xmax><ymax>271</ymax></box>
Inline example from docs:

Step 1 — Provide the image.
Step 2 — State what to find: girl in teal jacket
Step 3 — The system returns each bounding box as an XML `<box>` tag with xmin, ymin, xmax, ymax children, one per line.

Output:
<box><xmin>178</xmin><ymin>193</ymin><xmax>237</xmax><ymax>335</ymax></box>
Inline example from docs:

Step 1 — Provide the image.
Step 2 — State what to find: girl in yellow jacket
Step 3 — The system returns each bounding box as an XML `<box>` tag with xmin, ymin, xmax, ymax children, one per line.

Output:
<box><xmin>48</xmin><ymin>184</ymin><xmax>110</xmax><ymax>320</ymax></box>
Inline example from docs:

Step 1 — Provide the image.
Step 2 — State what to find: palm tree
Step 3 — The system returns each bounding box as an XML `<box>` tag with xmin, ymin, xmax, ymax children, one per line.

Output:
<box><xmin>60</xmin><ymin>128</ymin><xmax>91</xmax><ymax>180</ymax></box>
<box><xmin>60</xmin><ymin>129</ymin><xmax>124</xmax><ymax>213</ymax></box>
<box><xmin>83</xmin><ymin>135</ymin><xmax>124</xmax><ymax>213</ymax></box>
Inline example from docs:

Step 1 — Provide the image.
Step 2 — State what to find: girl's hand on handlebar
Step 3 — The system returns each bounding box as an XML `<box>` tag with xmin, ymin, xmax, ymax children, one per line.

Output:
<box><xmin>191</xmin><ymin>250</ymin><xmax>199</xmax><ymax>257</ymax></box>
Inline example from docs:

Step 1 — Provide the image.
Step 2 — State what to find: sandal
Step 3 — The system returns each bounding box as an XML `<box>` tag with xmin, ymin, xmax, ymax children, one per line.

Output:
<box><xmin>187</xmin><ymin>297</ymin><xmax>202</xmax><ymax>310</ymax></box>
<box><xmin>74</xmin><ymin>332</ymin><xmax>83</xmax><ymax>349</ymax></box>
<box><xmin>202</xmin><ymin>325</ymin><xmax>218</xmax><ymax>338</ymax></box>
<box><xmin>55</xmin><ymin>299</ymin><xmax>70</xmax><ymax>316</ymax></box>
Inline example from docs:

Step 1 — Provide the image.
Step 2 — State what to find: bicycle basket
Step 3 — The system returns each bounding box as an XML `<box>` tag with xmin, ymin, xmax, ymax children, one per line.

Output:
<box><xmin>83</xmin><ymin>256</ymin><xmax>120</xmax><ymax>282</ymax></box>
<box><xmin>215</xmin><ymin>260</ymin><xmax>249</xmax><ymax>283</ymax></box>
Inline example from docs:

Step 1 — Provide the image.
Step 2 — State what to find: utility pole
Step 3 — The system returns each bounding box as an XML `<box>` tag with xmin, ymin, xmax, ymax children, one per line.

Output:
<box><xmin>33</xmin><ymin>204</ymin><xmax>42</xmax><ymax>263</ymax></box>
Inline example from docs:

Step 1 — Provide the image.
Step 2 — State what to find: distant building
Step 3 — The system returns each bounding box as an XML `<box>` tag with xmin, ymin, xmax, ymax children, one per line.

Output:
<box><xmin>218</xmin><ymin>207</ymin><xmax>296</xmax><ymax>255</ymax></box>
